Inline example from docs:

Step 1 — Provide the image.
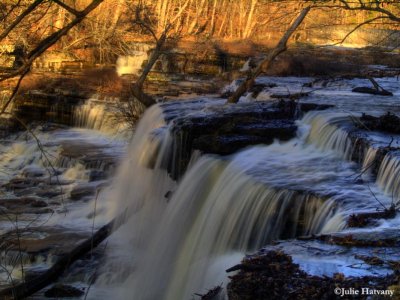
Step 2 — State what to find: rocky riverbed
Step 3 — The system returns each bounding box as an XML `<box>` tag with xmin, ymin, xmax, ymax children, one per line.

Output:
<box><xmin>0</xmin><ymin>74</ymin><xmax>399</xmax><ymax>299</ymax></box>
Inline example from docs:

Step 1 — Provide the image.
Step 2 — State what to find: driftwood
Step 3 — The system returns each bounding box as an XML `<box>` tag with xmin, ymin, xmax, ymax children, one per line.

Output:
<box><xmin>0</xmin><ymin>210</ymin><xmax>128</xmax><ymax>299</ymax></box>
<box><xmin>352</xmin><ymin>77</ymin><xmax>393</xmax><ymax>96</ymax></box>
<box><xmin>227</xmin><ymin>7</ymin><xmax>311</xmax><ymax>104</ymax></box>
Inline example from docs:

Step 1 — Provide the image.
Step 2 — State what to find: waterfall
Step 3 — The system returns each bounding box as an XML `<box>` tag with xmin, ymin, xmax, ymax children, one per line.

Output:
<box><xmin>108</xmin><ymin>154</ymin><xmax>339</xmax><ymax>300</ymax></box>
<box><xmin>109</xmin><ymin>104</ymin><xmax>176</xmax><ymax>218</ymax></box>
<box><xmin>90</xmin><ymin>104</ymin><xmax>355</xmax><ymax>300</ymax></box>
<box><xmin>377</xmin><ymin>152</ymin><xmax>400</xmax><ymax>201</ymax></box>
<box><xmin>301</xmin><ymin>111</ymin><xmax>353</xmax><ymax>159</ymax></box>
<box><xmin>89</xmin><ymin>102</ymin><xmax>399</xmax><ymax>300</ymax></box>
<box><xmin>72</xmin><ymin>99</ymin><xmax>128</xmax><ymax>136</ymax></box>
<box><xmin>116</xmin><ymin>43</ymin><xmax>152</xmax><ymax>76</ymax></box>
<box><xmin>361</xmin><ymin>147</ymin><xmax>378</xmax><ymax>177</ymax></box>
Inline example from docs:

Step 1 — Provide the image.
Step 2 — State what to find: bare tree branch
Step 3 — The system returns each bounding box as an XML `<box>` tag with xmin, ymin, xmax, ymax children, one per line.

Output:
<box><xmin>227</xmin><ymin>6</ymin><xmax>311</xmax><ymax>104</ymax></box>
<box><xmin>0</xmin><ymin>0</ymin><xmax>104</xmax><ymax>84</ymax></box>
<box><xmin>0</xmin><ymin>0</ymin><xmax>44</xmax><ymax>42</ymax></box>
<box><xmin>52</xmin><ymin>0</ymin><xmax>81</xmax><ymax>17</ymax></box>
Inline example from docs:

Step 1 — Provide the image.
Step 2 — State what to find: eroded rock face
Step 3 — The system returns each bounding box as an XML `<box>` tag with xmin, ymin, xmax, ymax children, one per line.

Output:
<box><xmin>359</xmin><ymin>112</ymin><xmax>400</xmax><ymax>134</ymax></box>
<box><xmin>160</xmin><ymin>99</ymin><xmax>332</xmax><ymax>179</ymax></box>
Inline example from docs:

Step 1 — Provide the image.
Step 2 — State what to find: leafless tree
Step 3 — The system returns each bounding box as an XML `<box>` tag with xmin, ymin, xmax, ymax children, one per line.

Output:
<box><xmin>228</xmin><ymin>6</ymin><xmax>312</xmax><ymax>103</ymax></box>
<box><xmin>0</xmin><ymin>0</ymin><xmax>104</xmax><ymax>115</ymax></box>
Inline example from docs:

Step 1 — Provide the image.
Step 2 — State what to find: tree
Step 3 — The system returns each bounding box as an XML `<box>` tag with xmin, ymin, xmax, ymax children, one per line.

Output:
<box><xmin>228</xmin><ymin>6</ymin><xmax>311</xmax><ymax>103</ymax></box>
<box><xmin>227</xmin><ymin>0</ymin><xmax>400</xmax><ymax>104</ymax></box>
<box><xmin>126</xmin><ymin>0</ymin><xmax>189</xmax><ymax>107</ymax></box>
<box><xmin>0</xmin><ymin>0</ymin><xmax>104</xmax><ymax>115</ymax></box>
<box><xmin>307</xmin><ymin>0</ymin><xmax>400</xmax><ymax>45</ymax></box>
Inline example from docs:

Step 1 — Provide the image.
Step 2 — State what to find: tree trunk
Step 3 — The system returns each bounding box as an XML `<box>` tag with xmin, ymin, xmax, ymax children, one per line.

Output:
<box><xmin>130</xmin><ymin>30</ymin><xmax>169</xmax><ymax>108</ymax></box>
<box><xmin>227</xmin><ymin>6</ymin><xmax>311</xmax><ymax>104</ymax></box>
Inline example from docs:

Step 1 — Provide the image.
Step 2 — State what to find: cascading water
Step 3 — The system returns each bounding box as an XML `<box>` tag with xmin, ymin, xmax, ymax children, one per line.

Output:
<box><xmin>2</xmin><ymin>75</ymin><xmax>392</xmax><ymax>298</ymax></box>
<box><xmin>113</xmin><ymin>155</ymin><xmax>340</xmax><ymax>300</ymax></box>
<box><xmin>377</xmin><ymin>152</ymin><xmax>400</xmax><ymax>201</ymax></box>
<box><xmin>90</xmin><ymin>101</ymin><xmax>396</xmax><ymax>300</ymax></box>
<box><xmin>72</xmin><ymin>99</ymin><xmax>129</xmax><ymax>136</ymax></box>
<box><xmin>116</xmin><ymin>43</ymin><xmax>151</xmax><ymax>76</ymax></box>
<box><xmin>362</xmin><ymin>147</ymin><xmax>378</xmax><ymax>174</ymax></box>
<box><xmin>301</xmin><ymin>111</ymin><xmax>353</xmax><ymax>159</ymax></box>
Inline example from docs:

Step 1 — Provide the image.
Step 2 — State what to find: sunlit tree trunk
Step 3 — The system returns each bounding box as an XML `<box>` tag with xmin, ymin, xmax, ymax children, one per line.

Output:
<box><xmin>243</xmin><ymin>0</ymin><xmax>258</xmax><ymax>39</ymax></box>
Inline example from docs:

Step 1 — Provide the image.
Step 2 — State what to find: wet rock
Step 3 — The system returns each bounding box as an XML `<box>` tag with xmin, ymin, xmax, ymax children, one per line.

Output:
<box><xmin>324</xmin><ymin>230</ymin><xmax>400</xmax><ymax>247</ymax></box>
<box><xmin>70</xmin><ymin>184</ymin><xmax>96</xmax><ymax>201</ymax></box>
<box><xmin>21</xmin><ymin>167</ymin><xmax>46</xmax><ymax>178</ymax></box>
<box><xmin>227</xmin><ymin>248</ymin><xmax>399</xmax><ymax>300</ymax></box>
<box><xmin>0</xmin><ymin>197</ymin><xmax>51</xmax><ymax>214</ymax></box>
<box><xmin>59</xmin><ymin>140</ymin><xmax>119</xmax><ymax>171</ymax></box>
<box><xmin>88</xmin><ymin>170</ymin><xmax>107</xmax><ymax>181</ymax></box>
<box><xmin>161</xmin><ymin>99</ymin><xmax>330</xmax><ymax>179</ymax></box>
<box><xmin>4</xmin><ymin>177</ymin><xmax>42</xmax><ymax>189</ymax></box>
<box><xmin>70</xmin><ymin>182</ymin><xmax>107</xmax><ymax>201</ymax></box>
<box><xmin>0</xmin><ymin>117</ymin><xmax>20</xmax><ymax>138</ymax></box>
<box><xmin>2</xmin><ymin>226</ymin><xmax>90</xmax><ymax>256</ymax></box>
<box><xmin>299</xmin><ymin>103</ymin><xmax>333</xmax><ymax>113</ymax></box>
<box><xmin>31</xmin><ymin>199</ymin><xmax>48</xmax><ymax>208</ymax></box>
<box><xmin>354</xmin><ymin>255</ymin><xmax>384</xmax><ymax>266</ymax></box>
<box><xmin>359</xmin><ymin>112</ymin><xmax>400</xmax><ymax>134</ymax></box>
<box><xmin>347</xmin><ymin>207</ymin><xmax>396</xmax><ymax>228</ymax></box>
<box><xmin>195</xmin><ymin>286</ymin><xmax>223</xmax><ymax>300</ymax></box>
<box><xmin>44</xmin><ymin>284</ymin><xmax>84</xmax><ymax>298</ymax></box>
<box><xmin>36</xmin><ymin>188</ymin><xmax>64</xmax><ymax>198</ymax></box>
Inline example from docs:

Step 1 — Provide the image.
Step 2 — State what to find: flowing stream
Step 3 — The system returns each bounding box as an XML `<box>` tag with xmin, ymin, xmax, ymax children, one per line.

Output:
<box><xmin>88</xmin><ymin>77</ymin><xmax>400</xmax><ymax>299</ymax></box>
<box><xmin>0</xmin><ymin>76</ymin><xmax>399</xmax><ymax>299</ymax></box>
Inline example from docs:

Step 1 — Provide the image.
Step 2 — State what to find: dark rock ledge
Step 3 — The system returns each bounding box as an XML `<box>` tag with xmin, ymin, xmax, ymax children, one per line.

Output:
<box><xmin>159</xmin><ymin>99</ymin><xmax>332</xmax><ymax>179</ymax></box>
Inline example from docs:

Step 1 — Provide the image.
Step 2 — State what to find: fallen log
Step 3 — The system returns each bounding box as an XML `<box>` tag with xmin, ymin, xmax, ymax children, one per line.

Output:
<box><xmin>352</xmin><ymin>87</ymin><xmax>393</xmax><ymax>96</ymax></box>
<box><xmin>352</xmin><ymin>77</ymin><xmax>393</xmax><ymax>96</ymax></box>
<box><xmin>0</xmin><ymin>210</ymin><xmax>128</xmax><ymax>299</ymax></box>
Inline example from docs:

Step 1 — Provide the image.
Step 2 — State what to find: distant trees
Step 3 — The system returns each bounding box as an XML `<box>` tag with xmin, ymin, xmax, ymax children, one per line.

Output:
<box><xmin>0</xmin><ymin>0</ymin><xmax>104</xmax><ymax>114</ymax></box>
<box><xmin>227</xmin><ymin>0</ymin><xmax>400</xmax><ymax>103</ymax></box>
<box><xmin>228</xmin><ymin>6</ymin><xmax>311</xmax><ymax>103</ymax></box>
<box><xmin>315</xmin><ymin>0</ymin><xmax>400</xmax><ymax>22</ymax></box>
<box><xmin>0</xmin><ymin>0</ymin><xmax>399</xmax><ymax>110</ymax></box>
<box><xmin>305</xmin><ymin>0</ymin><xmax>400</xmax><ymax>45</ymax></box>
<box><xmin>123</xmin><ymin>0</ymin><xmax>291</xmax><ymax>40</ymax></box>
